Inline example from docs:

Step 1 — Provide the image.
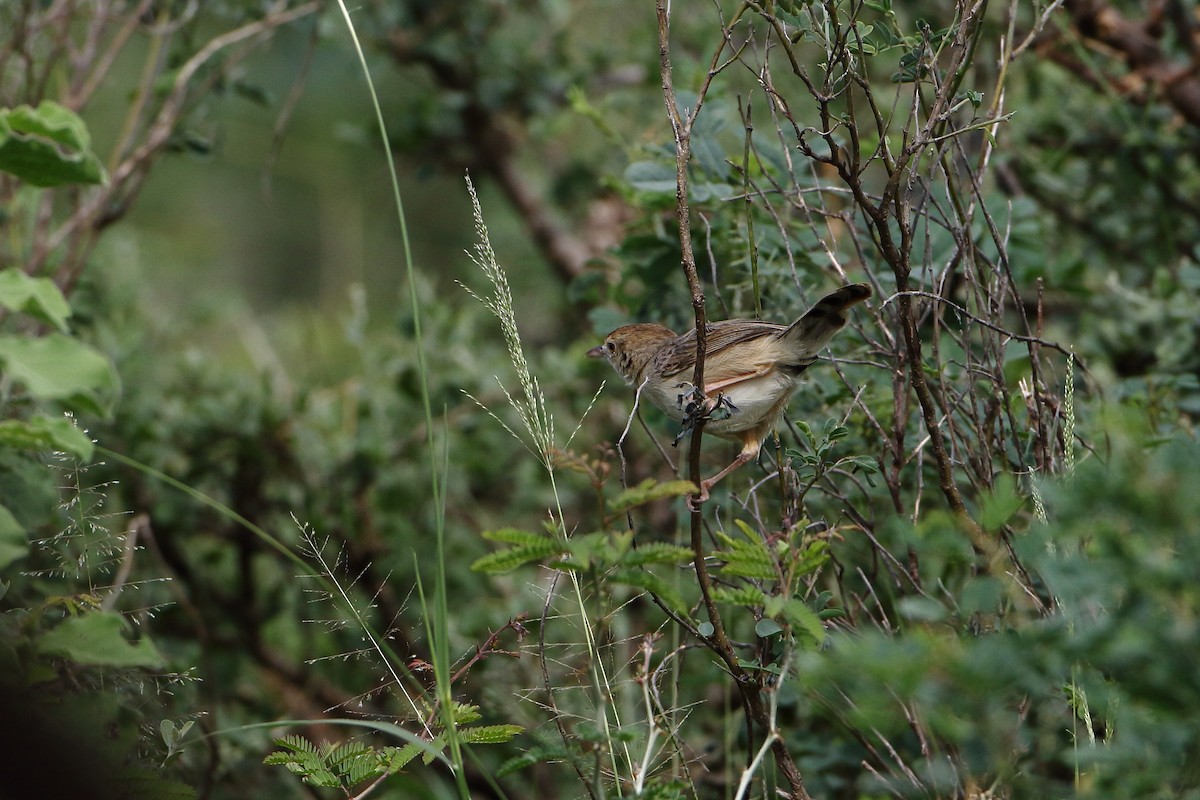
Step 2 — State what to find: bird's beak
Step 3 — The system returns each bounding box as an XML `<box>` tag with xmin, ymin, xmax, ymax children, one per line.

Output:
<box><xmin>586</xmin><ymin>344</ymin><xmax>606</xmax><ymax>359</ymax></box>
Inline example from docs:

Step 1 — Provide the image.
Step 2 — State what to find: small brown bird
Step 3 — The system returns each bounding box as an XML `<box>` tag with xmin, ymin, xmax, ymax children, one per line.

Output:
<box><xmin>588</xmin><ymin>283</ymin><xmax>872</xmax><ymax>503</ymax></box>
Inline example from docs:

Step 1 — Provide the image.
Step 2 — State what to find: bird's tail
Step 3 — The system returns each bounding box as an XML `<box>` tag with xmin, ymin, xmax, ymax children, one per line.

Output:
<box><xmin>778</xmin><ymin>283</ymin><xmax>872</xmax><ymax>359</ymax></box>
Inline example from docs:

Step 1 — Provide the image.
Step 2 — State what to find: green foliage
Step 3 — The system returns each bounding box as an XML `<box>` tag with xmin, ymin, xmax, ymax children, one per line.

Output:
<box><xmin>712</xmin><ymin>524</ymin><xmax>778</xmax><ymax>580</ymax></box>
<box><xmin>786</xmin><ymin>431</ymin><xmax>1200</xmax><ymax>797</ymax></box>
<box><xmin>264</xmin><ymin>718</ymin><xmax>522</xmax><ymax>790</ymax></box>
<box><xmin>0</xmin><ymin>334</ymin><xmax>117</xmax><ymax>413</ymax></box>
<box><xmin>472</xmin><ymin>527</ymin><xmax>565</xmax><ymax>574</ymax></box>
<box><xmin>35</xmin><ymin>611</ymin><xmax>164</xmax><ymax>668</ymax></box>
<box><xmin>0</xmin><ymin>503</ymin><xmax>26</xmax><ymax>570</ymax></box>
<box><xmin>0</xmin><ymin>268</ymin><xmax>72</xmax><ymax>333</ymax></box>
<box><xmin>5</xmin><ymin>0</ymin><xmax>1200</xmax><ymax>797</ymax></box>
<box><xmin>607</xmin><ymin>478</ymin><xmax>699</xmax><ymax>513</ymax></box>
<box><xmin>0</xmin><ymin>264</ymin><xmax>115</xmax><ymax>436</ymax></box>
<box><xmin>788</xmin><ymin>419</ymin><xmax>880</xmax><ymax>487</ymax></box>
<box><xmin>264</xmin><ymin>735</ymin><xmax>376</xmax><ymax>789</ymax></box>
<box><xmin>0</xmin><ymin>414</ymin><xmax>94</xmax><ymax>460</ymax></box>
<box><xmin>0</xmin><ymin>102</ymin><xmax>106</xmax><ymax>187</ymax></box>
<box><xmin>0</xmin><ymin>43</ymin><xmax>229</xmax><ymax>798</ymax></box>
<box><xmin>471</xmin><ymin>491</ymin><xmax>697</xmax><ymax>615</ymax></box>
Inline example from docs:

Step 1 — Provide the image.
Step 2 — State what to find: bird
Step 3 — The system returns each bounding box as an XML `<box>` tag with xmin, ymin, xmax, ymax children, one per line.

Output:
<box><xmin>587</xmin><ymin>283</ymin><xmax>872</xmax><ymax>504</ymax></box>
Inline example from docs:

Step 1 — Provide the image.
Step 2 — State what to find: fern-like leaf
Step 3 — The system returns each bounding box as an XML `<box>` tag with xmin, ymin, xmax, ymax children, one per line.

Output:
<box><xmin>762</xmin><ymin>596</ymin><xmax>826</xmax><ymax>646</ymax></box>
<box><xmin>264</xmin><ymin>736</ymin><xmax>339</xmax><ymax>787</ymax></box>
<box><xmin>612</xmin><ymin>568</ymin><xmax>689</xmax><ymax>616</ymax></box>
<box><xmin>497</xmin><ymin>743</ymin><xmax>574</xmax><ymax>777</ymax></box>
<box><xmin>711</xmin><ymin>585</ymin><xmax>768</xmax><ymax>608</ymax></box>
<box><xmin>783</xmin><ymin>598</ymin><xmax>826</xmax><ymax>645</ymax></box>
<box><xmin>793</xmin><ymin>539</ymin><xmax>830</xmax><ymax>576</ymax></box>
<box><xmin>623</xmin><ymin>542</ymin><xmax>695</xmax><ymax>567</ymax></box>
<box><xmin>471</xmin><ymin>541</ymin><xmax>561</xmax><ymax>574</ymax></box>
<box><xmin>326</xmin><ymin>741</ymin><xmax>376</xmax><ymax>785</ymax></box>
<box><xmin>607</xmin><ymin>478</ymin><xmax>699</xmax><ymax>513</ymax></box>
<box><xmin>451</xmin><ymin>702</ymin><xmax>482</xmax><ymax>725</ymax></box>
<box><xmin>380</xmin><ymin>743</ymin><xmax>421</xmax><ymax>774</ymax></box>
<box><xmin>482</xmin><ymin>527</ymin><xmax>554</xmax><ymax>546</ymax></box>
<box><xmin>460</xmin><ymin>723</ymin><xmax>524</xmax><ymax>744</ymax></box>
<box><xmin>713</xmin><ymin>524</ymin><xmax>776</xmax><ymax>580</ymax></box>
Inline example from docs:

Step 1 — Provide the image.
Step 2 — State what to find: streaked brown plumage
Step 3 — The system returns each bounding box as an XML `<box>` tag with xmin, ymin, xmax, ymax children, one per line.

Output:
<box><xmin>588</xmin><ymin>283</ymin><xmax>872</xmax><ymax>503</ymax></box>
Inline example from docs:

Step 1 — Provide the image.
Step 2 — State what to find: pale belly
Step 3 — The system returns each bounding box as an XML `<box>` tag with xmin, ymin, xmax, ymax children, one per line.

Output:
<box><xmin>643</xmin><ymin>371</ymin><xmax>799</xmax><ymax>437</ymax></box>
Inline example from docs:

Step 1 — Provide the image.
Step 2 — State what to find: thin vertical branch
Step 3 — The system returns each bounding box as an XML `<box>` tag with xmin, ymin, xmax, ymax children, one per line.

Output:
<box><xmin>656</xmin><ymin>3</ymin><xmax>812</xmax><ymax>797</ymax></box>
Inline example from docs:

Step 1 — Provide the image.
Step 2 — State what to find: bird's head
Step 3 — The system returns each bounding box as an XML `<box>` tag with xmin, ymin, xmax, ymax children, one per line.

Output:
<box><xmin>587</xmin><ymin>323</ymin><xmax>677</xmax><ymax>385</ymax></box>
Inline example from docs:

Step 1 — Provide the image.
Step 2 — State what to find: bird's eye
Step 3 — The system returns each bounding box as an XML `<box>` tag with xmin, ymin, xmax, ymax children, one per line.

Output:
<box><xmin>605</xmin><ymin>342</ymin><xmax>615</xmax><ymax>351</ymax></box>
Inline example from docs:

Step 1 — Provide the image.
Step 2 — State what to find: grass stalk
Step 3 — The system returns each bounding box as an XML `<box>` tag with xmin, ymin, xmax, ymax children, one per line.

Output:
<box><xmin>332</xmin><ymin>2</ymin><xmax>464</xmax><ymax>794</ymax></box>
<box><xmin>460</xmin><ymin>176</ymin><xmax>637</xmax><ymax>790</ymax></box>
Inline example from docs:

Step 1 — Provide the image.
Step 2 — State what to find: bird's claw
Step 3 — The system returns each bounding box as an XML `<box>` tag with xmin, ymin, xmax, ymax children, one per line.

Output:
<box><xmin>672</xmin><ymin>385</ymin><xmax>738</xmax><ymax>447</ymax></box>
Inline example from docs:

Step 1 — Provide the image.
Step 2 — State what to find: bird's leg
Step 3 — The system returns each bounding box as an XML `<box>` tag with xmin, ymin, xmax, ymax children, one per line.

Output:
<box><xmin>686</xmin><ymin>437</ymin><xmax>761</xmax><ymax>511</ymax></box>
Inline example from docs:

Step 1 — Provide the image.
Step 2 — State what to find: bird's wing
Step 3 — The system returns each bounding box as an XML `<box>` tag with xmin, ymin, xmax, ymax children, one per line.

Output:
<box><xmin>655</xmin><ymin>320</ymin><xmax>788</xmax><ymax>389</ymax></box>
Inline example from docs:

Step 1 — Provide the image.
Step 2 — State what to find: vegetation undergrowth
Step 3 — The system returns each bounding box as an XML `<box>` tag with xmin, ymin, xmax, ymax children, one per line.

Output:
<box><xmin>3</xmin><ymin>1</ymin><xmax>1200</xmax><ymax>798</ymax></box>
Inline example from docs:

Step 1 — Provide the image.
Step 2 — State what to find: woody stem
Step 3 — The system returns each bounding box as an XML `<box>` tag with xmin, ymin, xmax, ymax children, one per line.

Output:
<box><xmin>656</xmin><ymin>3</ymin><xmax>812</xmax><ymax>797</ymax></box>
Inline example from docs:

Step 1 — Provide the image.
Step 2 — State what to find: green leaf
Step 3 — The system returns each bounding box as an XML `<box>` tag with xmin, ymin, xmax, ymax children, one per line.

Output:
<box><xmin>778</xmin><ymin>598</ymin><xmax>826</xmax><ymax>645</ymax></box>
<box><xmin>841</xmin><ymin>454</ymin><xmax>879</xmax><ymax>476</ymax></box>
<box><xmin>381</xmin><ymin>743</ymin><xmax>421</xmax><ymax>773</ymax></box>
<box><xmin>0</xmin><ymin>503</ymin><xmax>27</xmax><ymax>571</ymax></box>
<box><xmin>0</xmin><ymin>102</ymin><xmax>107</xmax><ymax>187</ymax></box>
<box><xmin>622</xmin><ymin>542</ymin><xmax>695</xmax><ymax>567</ymax></box>
<box><xmin>265</xmin><ymin>739</ymin><xmax>340</xmax><ymax>787</ymax></box>
<box><xmin>460</xmin><ymin>724</ymin><xmax>524</xmax><ymax>744</ymax></box>
<box><xmin>159</xmin><ymin>719</ymin><xmax>195</xmax><ymax>750</ymax></box>
<box><xmin>470</xmin><ymin>541</ymin><xmax>561</xmax><ymax>574</ymax></box>
<box><xmin>451</xmin><ymin>702</ymin><xmax>482</xmax><ymax>725</ymax></box>
<box><xmin>607</xmin><ymin>478</ymin><xmax>699</xmax><ymax>512</ymax></box>
<box><xmin>960</xmin><ymin>89</ymin><xmax>984</xmax><ymax>109</ymax></box>
<box><xmin>711</xmin><ymin>586</ymin><xmax>767</xmax><ymax>607</ymax></box>
<box><xmin>482</xmin><ymin>527</ymin><xmax>555</xmax><ymax>546</ymax></box>
<box><xmin>36</xmin><ymin>611</ymin><xmax>165</xmax><ymax>667</ymax></box>
<box><xmin>326</xmin><ymin>742</ymin><xmax>375</xmax><ymax>784</ymax></box>
<box><xmin>0</xmin><ymin>333</ymin><xmax>117</xmax><ymax>411</ymax></box>
<box><xmin>0</xmin><ymin>268</ymin><xmax>71</xmax><ymax>332</ymax></box>
<box><xmin>980</xmin><ymin>473</ymin><xmax>1026</xmax><ymax>532</ymax></box>
<box><xmin>625</xmin><ymin>160</ymin><xmax>677</xmax><ymax>195</ymax></box>
<box><xmin>824</xmin><ymin>422</ymin><xmax>850</xmax><ymax>441</ymax></box>
<box><xmin>420</xmin><ymin>733</ymin><xmax>446</xmax><ymax>765</ymax></box>
<box><xmin>713</xmin><ymin>523</ymin><xmax>776</xmax><ymax>580</ymax></box>
<box><xmin>265</xmin><ymin>735</ymin><xmax>344</xmax><ymax>786</ymax></box>
<box><xmin>612</xmin><ymin>567</ymin><xmax>690</xmax><ymax>616</ymax></box>
<box><xmin>0</xmin><ymin>414</ymin><xmax>94</xmax><ymax>460</ymax></box>
<box><xmin>755</xmin><ymin>618</ymin><xmax>784</xmax><ymax>638</ymax></box>
<box><xmin>785</xmin><ymin>600</ymin><xmax>826</xmax><ymax>645</ymax></box>
<box><xmin>793</xmin><ymin>539</ymin><xmax>830</xmax><ymax>577</ymax></box>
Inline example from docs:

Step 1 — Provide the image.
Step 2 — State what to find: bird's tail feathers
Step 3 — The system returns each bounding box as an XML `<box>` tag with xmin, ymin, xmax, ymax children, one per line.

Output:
<box><xmin>779</xmin><ymin>283</ymin><xmax>872</xmax><ymax>357</ymax></box>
